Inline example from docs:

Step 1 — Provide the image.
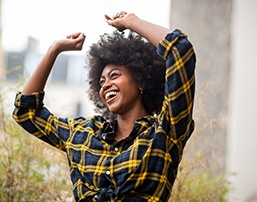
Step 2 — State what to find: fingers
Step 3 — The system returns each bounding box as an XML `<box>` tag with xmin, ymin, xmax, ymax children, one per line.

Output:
<box><xmin>67</xmin><ymin>33</ymin><xmax>77</xmax><ymax>39</ymax></box>
<box><xmin>66</xmin><ymin>32</ymin><xmax>84</xmax><ymax>39</ymax></box>
<box><xmin>105</xmin><ymin>11</ymin><xmax>128</xmax><ymax>31</ymax></box>
<box><xmin>65</xmin><ymin>32</ymin><xmax>85</xmax><ymax>50</ymax></box>
<box><xmin>78</xmin><ymin>32</ymin><xmax>86</xmax><ymax>40</ymax></box>
<box><xmin>76</xmin><ymin>33</ymin><xmax>86</xmax><ymax>45</ymax></box>
<box><xmin>74</xmin><ymin>33</ymin><xmax>85</xmax><ymax>50</ymax></box>
<box><xmin>113</xmin><ymin>11</ymin><xmax>127</xmax><ymax>19</ymax></box>
<box><xmin>105</xmin><ymin>14</ymin><xmax>112</xmax><ymax>21</ymax></box>
<box><xmin>119</xmin><ymin>11</ymin><xmax>127</xmax><ymax>18</ymax></box>
<box><xmin>105</xmin><ymin>11</ymin><xmax>127</xmax><ymax>21</ymax></box>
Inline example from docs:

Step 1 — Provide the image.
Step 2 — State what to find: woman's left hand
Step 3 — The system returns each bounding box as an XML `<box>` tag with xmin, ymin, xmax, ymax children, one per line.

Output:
<box><xmin>105</xmin><ymin>11</ymin><xmax>134</xmax><ymax>32</ymax></box>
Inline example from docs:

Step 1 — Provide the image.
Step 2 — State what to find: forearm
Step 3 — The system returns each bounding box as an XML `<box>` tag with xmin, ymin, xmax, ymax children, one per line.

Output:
<box><xmin>21</xmin><ymin>32</ymin><xmax>85</xmax><ymax>95</ymax></box>
<box><xmin>22</xmin><ymin>44</ymin><xmax>60</xmax><ymax>95</ymax></box>
<box><xmin>127</xmin><ymin>15</ymin><xmax>171</xmax><ymax>47</ymax></box>
<box><xmin>105</xmin><ymin>13</ymin><xmax>171</xmax><ymax>47</ymax></box>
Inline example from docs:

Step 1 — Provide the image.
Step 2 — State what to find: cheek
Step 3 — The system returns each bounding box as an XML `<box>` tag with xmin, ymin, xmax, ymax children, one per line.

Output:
<box><xmin>99</xmin><ymin>88</ymin><xmax>105</xmax><ymax>102</ymax></box>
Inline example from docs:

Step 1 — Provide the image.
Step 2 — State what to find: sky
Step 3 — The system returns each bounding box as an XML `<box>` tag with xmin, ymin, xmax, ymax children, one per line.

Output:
<box><xmin>2</xmin><ymin>0</ymin><xmax>170</xmax><ymax>53</ymax></box>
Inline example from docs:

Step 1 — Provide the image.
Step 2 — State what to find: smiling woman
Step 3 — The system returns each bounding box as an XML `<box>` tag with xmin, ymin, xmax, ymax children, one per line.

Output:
<box><xmin>12</xmin><ymin>11</ymin><xmax>196</xmax><ymax>202</ymax></box>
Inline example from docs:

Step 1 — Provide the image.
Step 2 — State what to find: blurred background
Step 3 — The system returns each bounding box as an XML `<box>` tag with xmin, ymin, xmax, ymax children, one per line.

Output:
<box><xmin>0</xmin><ymin>0</ymin><xmax>256</xmax><ymax>201</ymax></box>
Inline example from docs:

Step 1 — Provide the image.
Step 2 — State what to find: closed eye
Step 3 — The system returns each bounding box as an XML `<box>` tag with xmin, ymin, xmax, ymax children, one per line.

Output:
<box><xmin>110</xmin><ymin>72</ymin><xmax>120</xmax><ymax>79</ymax></box>
<box><xmin>99</xmin><ymin>68</ymin><xmax>122</xmax><ymax>87</ymax></box>
<box><xmin>99</xmin><ymin>78</ymin><xmax>105</xmax><ymax>87</ymax></box>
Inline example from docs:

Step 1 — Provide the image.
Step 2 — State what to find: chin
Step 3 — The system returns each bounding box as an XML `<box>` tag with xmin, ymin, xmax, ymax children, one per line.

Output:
<box><xmin>108</xmin><ymin>106</ymin><xmax>123</xmax><ymax>115</ymax></box>
<box><xmin>108</xmin><ymin>106</ymin><xmax>118</xmax><ymax>114</ymax></box>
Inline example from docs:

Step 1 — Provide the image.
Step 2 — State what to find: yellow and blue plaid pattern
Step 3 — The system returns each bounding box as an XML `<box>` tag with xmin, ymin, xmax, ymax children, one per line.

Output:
<box><xmin>13</xmin><ymin>29</ymin><xmax>196</xmax><ymax>202</ymax></box>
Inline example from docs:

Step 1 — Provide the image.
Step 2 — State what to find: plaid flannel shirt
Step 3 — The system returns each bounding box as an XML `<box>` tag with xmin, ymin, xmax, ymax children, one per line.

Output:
<box><xmin>13</xmin><ymin>29</ymin><xmax>196</xmax><ymax>202</ymax></box>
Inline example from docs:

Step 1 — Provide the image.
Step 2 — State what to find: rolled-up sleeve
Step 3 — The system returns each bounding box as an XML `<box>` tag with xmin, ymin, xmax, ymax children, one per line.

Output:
<box><xmin>12</xmin><ymin>92</ymin><xmax>68</xmax><ymax>151</ymax></box>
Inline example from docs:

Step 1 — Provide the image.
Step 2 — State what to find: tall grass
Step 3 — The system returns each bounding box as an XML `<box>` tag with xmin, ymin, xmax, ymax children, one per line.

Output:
<box><xmin>170</xmin><ymin>131</ymin><xmax>231</xmax><ymax>202</ymax></box>
<box><xmin>170</xmin><ymin>89</ymin><xmax>232</xmax><ymax>202</ymax></box>
<box><xmin>0</xmin><ymin>84</ymin><xmax>74</xmax><ymax>202</ymax></box>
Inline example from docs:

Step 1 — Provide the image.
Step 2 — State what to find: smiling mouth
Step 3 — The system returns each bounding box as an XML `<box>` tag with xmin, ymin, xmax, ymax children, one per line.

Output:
<box><xmin>105</xmin><ymin>91</ymin><xmax>119</xmax><ymax>101</ymax></box>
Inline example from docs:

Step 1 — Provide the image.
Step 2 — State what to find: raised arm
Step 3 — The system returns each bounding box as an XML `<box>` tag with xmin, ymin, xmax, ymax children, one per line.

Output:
<box><xmin>106</xmin><ymin>12</ymin><xmax>196</xmax><ymax>141</ymax></box>
<box><xmin>105</xmin><ymin>12</ymin><xmax>170</xmax><ymax>47</ymax></box>
<box><xmin>22</xmin><ymin>32</ymin><xmax>85</xmax><ymax>95</ymax></box>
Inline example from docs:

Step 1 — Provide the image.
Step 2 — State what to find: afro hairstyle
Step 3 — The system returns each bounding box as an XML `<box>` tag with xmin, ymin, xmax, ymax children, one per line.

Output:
<box><xmin>87</xmin><ymin>30</ymin><xmax>166</xmax><ymax>121</ymax></box>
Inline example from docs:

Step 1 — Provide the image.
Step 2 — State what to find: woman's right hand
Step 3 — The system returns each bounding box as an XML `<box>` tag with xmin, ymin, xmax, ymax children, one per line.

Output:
<box><xmin>21</xmin><ymin>32</ymin><xmax>85</xmax><ymax>95</ymax></box>
<box><xmin>52</xmin><ymin>32</ymin><xmax>86</xmax><ymax>54</ymax></box>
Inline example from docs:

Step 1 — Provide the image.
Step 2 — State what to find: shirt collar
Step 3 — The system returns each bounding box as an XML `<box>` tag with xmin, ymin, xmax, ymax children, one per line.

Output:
<box><xmin>102</xmin><ymin>115</ymin><xmax>155</xmax><ymax>143</ymax></box>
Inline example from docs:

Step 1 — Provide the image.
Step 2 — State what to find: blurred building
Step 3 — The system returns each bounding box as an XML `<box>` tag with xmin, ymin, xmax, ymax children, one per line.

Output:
<box><xmin>2</xmin><ymin>34</ymin><xmax>94</xmax><ymax>118</ymax></box>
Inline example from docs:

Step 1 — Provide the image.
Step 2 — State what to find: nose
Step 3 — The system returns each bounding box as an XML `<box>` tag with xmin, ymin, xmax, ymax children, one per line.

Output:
<box><xmin>101</xmin><ymin>79</ymin><xmax>112</xmax><ymax>90</ymax></box>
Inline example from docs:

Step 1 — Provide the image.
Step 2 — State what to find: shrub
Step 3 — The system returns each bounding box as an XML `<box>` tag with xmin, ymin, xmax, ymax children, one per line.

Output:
<box><xmin>0</xmin><ymin>85</ymin><xmax>74</xmax><ymax>202</ymax></box>
<box><xmin>170</xmin><ymin>94</ymin><xmax>232</xmax><ymax>201</ymax></box>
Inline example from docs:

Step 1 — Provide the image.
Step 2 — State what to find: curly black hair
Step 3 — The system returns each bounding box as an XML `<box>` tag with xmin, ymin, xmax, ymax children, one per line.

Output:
<box><xmin>87</xmin><ymin>31</ymin><xmax>166</xmax><ymax>120</ymax></box>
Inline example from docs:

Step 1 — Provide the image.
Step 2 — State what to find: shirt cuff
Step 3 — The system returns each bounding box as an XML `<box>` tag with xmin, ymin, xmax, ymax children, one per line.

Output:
<box><xmin>14</xmin><ymin>91</ymin><xmax>45</xmax><ymax>108</ymax></box>
<box><xmin>157</xmin><ymin>29</ymin><xmax>187</xmax><ymax>60</ymax></box>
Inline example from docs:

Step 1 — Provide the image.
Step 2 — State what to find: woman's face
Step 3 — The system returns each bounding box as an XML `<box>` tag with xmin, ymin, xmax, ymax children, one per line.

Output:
<box><xmin>99</xmin><ymin>64</ymin><xmax>143</xmax><ymax>115</ymax></box>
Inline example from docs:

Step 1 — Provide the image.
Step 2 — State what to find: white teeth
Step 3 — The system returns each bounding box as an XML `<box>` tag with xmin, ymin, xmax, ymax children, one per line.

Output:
<box><xmin>105</xmin><ymin>91</ymin><xmax>118</xmax><ymax>100</ymax></box>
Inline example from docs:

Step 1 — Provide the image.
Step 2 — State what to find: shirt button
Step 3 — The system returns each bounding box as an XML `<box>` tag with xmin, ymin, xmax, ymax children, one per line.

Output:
<box><xmin>114</xmin><ymin>147</ymin><xmax>119</xmax><ymax>152</ymax></box>
<box><xmin>106</xmin><ymin>170</ymin><xmax>110</xmax><ymax>175</ymax></box>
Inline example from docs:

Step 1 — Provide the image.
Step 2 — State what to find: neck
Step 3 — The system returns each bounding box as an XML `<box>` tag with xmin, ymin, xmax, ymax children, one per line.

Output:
<box><xmin>115</xmin><ymin>108</ymin><xmax>148</xmax><ymax>140</ymax></box>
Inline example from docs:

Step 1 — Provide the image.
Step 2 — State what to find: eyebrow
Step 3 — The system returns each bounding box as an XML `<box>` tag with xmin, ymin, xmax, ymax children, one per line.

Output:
<box><xmin>100</xmin><ymin>67</ymin><xmax>121</xmax><ymax>79</ymax></box>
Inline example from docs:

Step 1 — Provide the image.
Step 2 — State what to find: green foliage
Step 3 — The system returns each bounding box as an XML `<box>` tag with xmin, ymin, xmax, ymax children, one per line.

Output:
<box><xmin>0</xmin><ymin>87</ymin><xmax>74</xmax><ymax>202</ymax></box>
<box><xmin>170</xmin><ymin>148</ymin><xmax>231</xmax><ymax>202</ymax></box>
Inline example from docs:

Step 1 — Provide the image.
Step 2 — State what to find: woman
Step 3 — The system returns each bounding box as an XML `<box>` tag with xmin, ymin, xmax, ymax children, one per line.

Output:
<box><xmin>13</xmin><ymin>12</ymin><xmax>196</xmax><ymax>202</ymax></box>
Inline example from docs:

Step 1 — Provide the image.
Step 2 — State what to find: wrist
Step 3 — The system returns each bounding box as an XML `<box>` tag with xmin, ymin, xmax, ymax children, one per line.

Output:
<box><xmin>126</xmin><ymin>13</ymin><xmax>139</xmax><ymax>31</ymax></box>
<box><xmin>48</xmin><ymin>41</ymin><xmax>62</xmax><ymax>57</ymax></box>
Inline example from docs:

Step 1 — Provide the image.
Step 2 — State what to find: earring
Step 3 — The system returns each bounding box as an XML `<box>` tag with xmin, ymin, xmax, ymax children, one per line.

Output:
<box><xmin>139</xmin><ymin>88</ymin><xmax>143</xmax><ymax>95</ymax></box>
